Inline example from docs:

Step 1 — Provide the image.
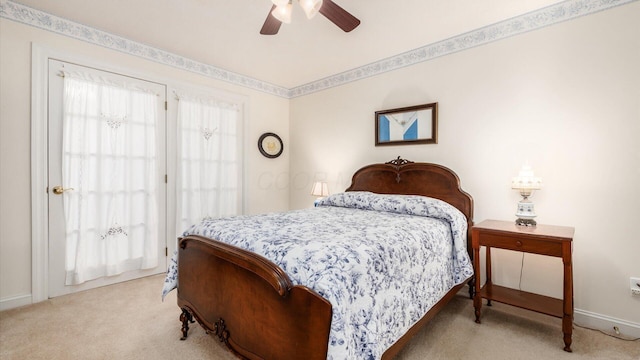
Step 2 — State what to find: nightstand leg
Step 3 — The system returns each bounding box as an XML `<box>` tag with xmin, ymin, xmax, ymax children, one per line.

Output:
<box><xmin>473</xmin><ymin>243</ymin><xmax>482</xmax><ymax>323</ymax></box>
<box><xmin>485</xmin><ymin>247</ymin><xmax>492</xmax><ymax>306</ymax></box>
<box><xmin>563</xmin><ymin>317</ymin><xmax>572</xmax><ymax>352</ymax></box>
<box><xmin>562</xmin><ymin>242</ymin><xmax>573</xmax><ymax>352</ymax></box>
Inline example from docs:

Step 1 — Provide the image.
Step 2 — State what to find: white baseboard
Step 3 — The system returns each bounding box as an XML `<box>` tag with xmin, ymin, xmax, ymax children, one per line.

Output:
<box><xmin>0</xmin><ymin>294</ymin><xmax>32</xmax><ymax>311</ymax></box>
<box><xmin>574</xmin><ymin>308</ymin><xmax>640</xmax><ymax>339</ymax></box>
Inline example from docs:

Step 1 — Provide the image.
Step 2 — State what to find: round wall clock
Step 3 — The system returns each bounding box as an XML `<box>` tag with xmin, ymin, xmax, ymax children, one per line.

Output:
<box><xmin>258</xmin><ymin>132</ymin><xmax>283</xmax><ymax>158</ymax></box>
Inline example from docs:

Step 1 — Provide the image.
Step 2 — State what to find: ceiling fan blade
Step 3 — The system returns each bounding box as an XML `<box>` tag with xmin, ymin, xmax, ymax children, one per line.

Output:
<box><xmin>319</xmin><ymin>0</ymin><xmax>360</xmax><ymax>32</ymax></box>
<box><xmin>260</xmin><ymin>5</ymin><xmax>282</xmax><ymax>35</ymax></box>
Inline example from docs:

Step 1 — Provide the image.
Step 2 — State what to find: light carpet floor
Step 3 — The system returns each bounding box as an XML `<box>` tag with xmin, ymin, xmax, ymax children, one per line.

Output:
<box><xmin>1</xmin><ymin>274</ymin><xmax>638</xmax><ymax>359</ymax></box>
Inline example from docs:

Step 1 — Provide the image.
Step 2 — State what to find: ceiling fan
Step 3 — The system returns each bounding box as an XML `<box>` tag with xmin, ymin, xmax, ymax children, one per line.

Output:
<box><xmin>260</xmin><ymin>0</ymin><xmax>360</xmax><ymax>35</ymax></box>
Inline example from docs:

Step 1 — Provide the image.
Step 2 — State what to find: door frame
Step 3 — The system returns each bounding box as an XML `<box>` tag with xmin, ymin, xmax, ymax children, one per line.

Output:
<box><xmin>46</xmin><ymin>58</ymin><xmax>169</xmax><ymax>297</ymax></box>
<box><xmin>31</xmin><ymin>43</ymin><xmax>50</xmax><ymax>303</ymax></box>
<box><xmin>30</xmin><ymin>44</ymin><xmax>172</xmax><ymax>301</ymax></box>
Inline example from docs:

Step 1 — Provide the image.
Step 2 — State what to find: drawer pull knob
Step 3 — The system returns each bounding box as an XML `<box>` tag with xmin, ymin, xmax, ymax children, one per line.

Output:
<box><xmin>516</xmin><ymin>241</ymin><xmax>523</xmax><ymax>247</ymax></box>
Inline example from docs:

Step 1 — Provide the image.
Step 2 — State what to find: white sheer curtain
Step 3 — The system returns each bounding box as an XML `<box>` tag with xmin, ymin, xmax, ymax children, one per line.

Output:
<box><xmin>176</xmin><ymin>94</ymin><xmax>241</xmax><ymax>234</ymax></box>
<box><xmin>62</xmin><ymin>73</ymin><xmax>159</xmax><ymax>285</ymax></box>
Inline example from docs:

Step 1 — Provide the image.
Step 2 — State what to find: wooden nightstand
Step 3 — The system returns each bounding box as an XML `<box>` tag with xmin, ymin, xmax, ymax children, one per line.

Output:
<box><xmin>472</xmin><ymin>219</ymin><xmax>575</xmax><ymax>352</ymax></box>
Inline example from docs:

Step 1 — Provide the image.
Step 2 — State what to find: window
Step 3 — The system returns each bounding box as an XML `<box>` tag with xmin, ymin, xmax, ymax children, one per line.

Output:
<box><xmin>175</xmin><ymin>93</ymin><xmax>244</xmax><ymax>234</ymax></box>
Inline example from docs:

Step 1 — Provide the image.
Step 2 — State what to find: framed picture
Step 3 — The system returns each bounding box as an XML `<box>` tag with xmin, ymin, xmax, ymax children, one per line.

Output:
<box><xmin>375</xmin><ymin>102</ymin><xmax>438</xmax><ymax>146</ymax></box>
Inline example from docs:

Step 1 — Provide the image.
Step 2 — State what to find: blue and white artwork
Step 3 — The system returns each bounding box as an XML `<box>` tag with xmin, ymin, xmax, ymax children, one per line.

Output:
<box><xmin>377</xmin><ymin>107</ymin><xmax>434</xmax><ymax>143</ymax></box>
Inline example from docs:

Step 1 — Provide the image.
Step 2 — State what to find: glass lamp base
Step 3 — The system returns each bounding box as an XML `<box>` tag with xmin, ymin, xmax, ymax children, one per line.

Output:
<box><xmin>515</xmin><ymin>199</ymin><xmax>537</xmax><ymax>227</ymax></box>
<box><xmin>515</xmin><ymin>218</ymin><xmax>537</xmax><ymax>227</ymax></box>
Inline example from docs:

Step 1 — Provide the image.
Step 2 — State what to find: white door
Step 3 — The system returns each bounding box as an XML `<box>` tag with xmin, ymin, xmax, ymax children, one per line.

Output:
<box><xmin>48</xmin><ymin>59</ymin><xmax>167</xmax><ymax>297</ymax></box>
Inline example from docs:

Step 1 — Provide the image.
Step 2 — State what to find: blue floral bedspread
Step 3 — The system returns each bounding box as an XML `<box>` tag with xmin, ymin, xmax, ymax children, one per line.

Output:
<box><xmin>163</xmin><ymin>192</ymin><xmax>473</xmax><ymax>360</ymax></box>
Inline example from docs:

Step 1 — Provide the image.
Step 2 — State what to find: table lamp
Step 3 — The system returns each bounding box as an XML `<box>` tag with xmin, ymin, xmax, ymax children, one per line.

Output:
<box><xmin>311</xmin><ymin>181</ymin><xmax>329</xmax><ymax>206</ymax></box>
<box><xmin>511</xmin><ymin>164</ymin><xmax>542</xmax><ymax>226</ymax></box>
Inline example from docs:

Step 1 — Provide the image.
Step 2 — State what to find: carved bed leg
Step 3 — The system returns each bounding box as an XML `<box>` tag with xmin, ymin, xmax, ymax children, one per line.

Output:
<box><xmin>180</xmin><ymin>308</ymin><xmax>194</xmax><ymax>340</ymax></box>
<box><xmin>468</xmin><ymin>278</ymin><xmax>475</xmax><ymax>299</ymax></box>
<box><xmin>214</xmin><ymin>318</ymin><xmax>231</xmax><ymax>345</ymax></box>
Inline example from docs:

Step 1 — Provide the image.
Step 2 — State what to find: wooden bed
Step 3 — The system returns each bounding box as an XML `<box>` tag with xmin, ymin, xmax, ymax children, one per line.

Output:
<box><xmin>176</xmin><ymin>157</ymin><xmax>474</xmax><ymax>359</ymax></box>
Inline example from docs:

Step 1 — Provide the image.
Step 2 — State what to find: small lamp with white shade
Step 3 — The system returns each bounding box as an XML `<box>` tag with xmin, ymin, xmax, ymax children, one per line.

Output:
<box><xmin>511</xmin><ymin>164</ymin><xmax>542</xmax><ymax>226</ymax></box>
<box><xmin>311</xmin><ymin>181</ymin><xmax>329</xmax><ymax>206</ymax></box>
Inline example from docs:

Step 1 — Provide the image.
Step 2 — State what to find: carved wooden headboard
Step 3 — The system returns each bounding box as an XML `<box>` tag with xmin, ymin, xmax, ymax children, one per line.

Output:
<box><xmin>345</xmin><ymin>157</ymin><xmax>474</xmax><ymax>248</ymax></box>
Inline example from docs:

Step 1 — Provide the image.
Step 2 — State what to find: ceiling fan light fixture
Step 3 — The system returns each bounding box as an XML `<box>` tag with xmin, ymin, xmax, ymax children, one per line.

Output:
<box><xmin>299</xmin><ymin>0</ymin><xmax>323</xmax><ymax>19</ymax></box>
<box><xmin>260</xmin><ymin>0</ymin><xmax>359</xmax><ymax>35</ymax></box>
<box><xmin>272</xmin><ymin>2</ymin><xmax>293</xmax><ymax>24</ymax></box>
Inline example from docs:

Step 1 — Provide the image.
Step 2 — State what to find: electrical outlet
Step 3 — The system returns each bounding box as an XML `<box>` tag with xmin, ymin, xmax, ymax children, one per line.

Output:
<box><xmin>631</xmin><ymin>277</ymin><xmax>640</xmax><ymax>296</ymax></box>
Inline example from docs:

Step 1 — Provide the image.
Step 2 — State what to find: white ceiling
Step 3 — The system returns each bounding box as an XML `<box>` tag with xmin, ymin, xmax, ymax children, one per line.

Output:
<box><xmin>15</xmin><ymin>0</ymin><xmax>564</xmax><ymax>88</ymax></box>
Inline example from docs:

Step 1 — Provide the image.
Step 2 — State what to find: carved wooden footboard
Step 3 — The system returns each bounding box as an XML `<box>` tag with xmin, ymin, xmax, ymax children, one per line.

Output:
<box><xmin>178</xmin><ymin>235</ymin><xmax>332</xmax><ymax>359</ymax></box>
<box><xmin>176</xmin><ymin>158</ymin><xmax>474</xmax><ymax>359</ymax></box>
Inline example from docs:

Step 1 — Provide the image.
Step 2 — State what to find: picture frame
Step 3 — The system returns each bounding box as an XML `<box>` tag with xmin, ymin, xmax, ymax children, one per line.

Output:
<box><xmin>375</xmin><ymin>102</ymin><xmax>438</xmax><ymax>146</ymax></box>
<box><xmin>258</xmin><ymin>132</ymin><xmax>283</xmax><ymax>158</ymax></box>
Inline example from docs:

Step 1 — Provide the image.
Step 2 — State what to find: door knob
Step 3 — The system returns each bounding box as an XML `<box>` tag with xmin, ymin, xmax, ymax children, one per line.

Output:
<box><xmin>52</xmin><ymin>186</ymin><xmax>74</xmax><ymax>195</ymax></box>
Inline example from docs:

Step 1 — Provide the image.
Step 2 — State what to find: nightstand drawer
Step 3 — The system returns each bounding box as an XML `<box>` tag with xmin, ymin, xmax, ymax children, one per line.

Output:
<box><xmin>478</xmin><ymin>233</ymin><xmax>563</xmax><ymax>257</ymax></box>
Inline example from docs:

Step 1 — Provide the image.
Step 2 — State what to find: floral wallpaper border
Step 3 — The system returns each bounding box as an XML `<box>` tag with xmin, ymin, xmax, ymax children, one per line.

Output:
<box><xmin>290</xmin><ymin>0</ymin><xmax>637</xmax><ymax>98</ymax></box>
<box><xmin>1</xmin><ymin>0</ymin><xmax>636</xmax><ymax>99</ymax></box>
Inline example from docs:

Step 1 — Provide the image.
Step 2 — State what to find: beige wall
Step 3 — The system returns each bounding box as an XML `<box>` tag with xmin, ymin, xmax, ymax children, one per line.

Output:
<box><xmin>0</xmin><ymin>19</ymin><xmax>290</xmax><ymax>306</ymax></box>
<box><xmin>290</xmin><ymin>3</ymin><xmax>640</xmax><ymax>331</ymax></box>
